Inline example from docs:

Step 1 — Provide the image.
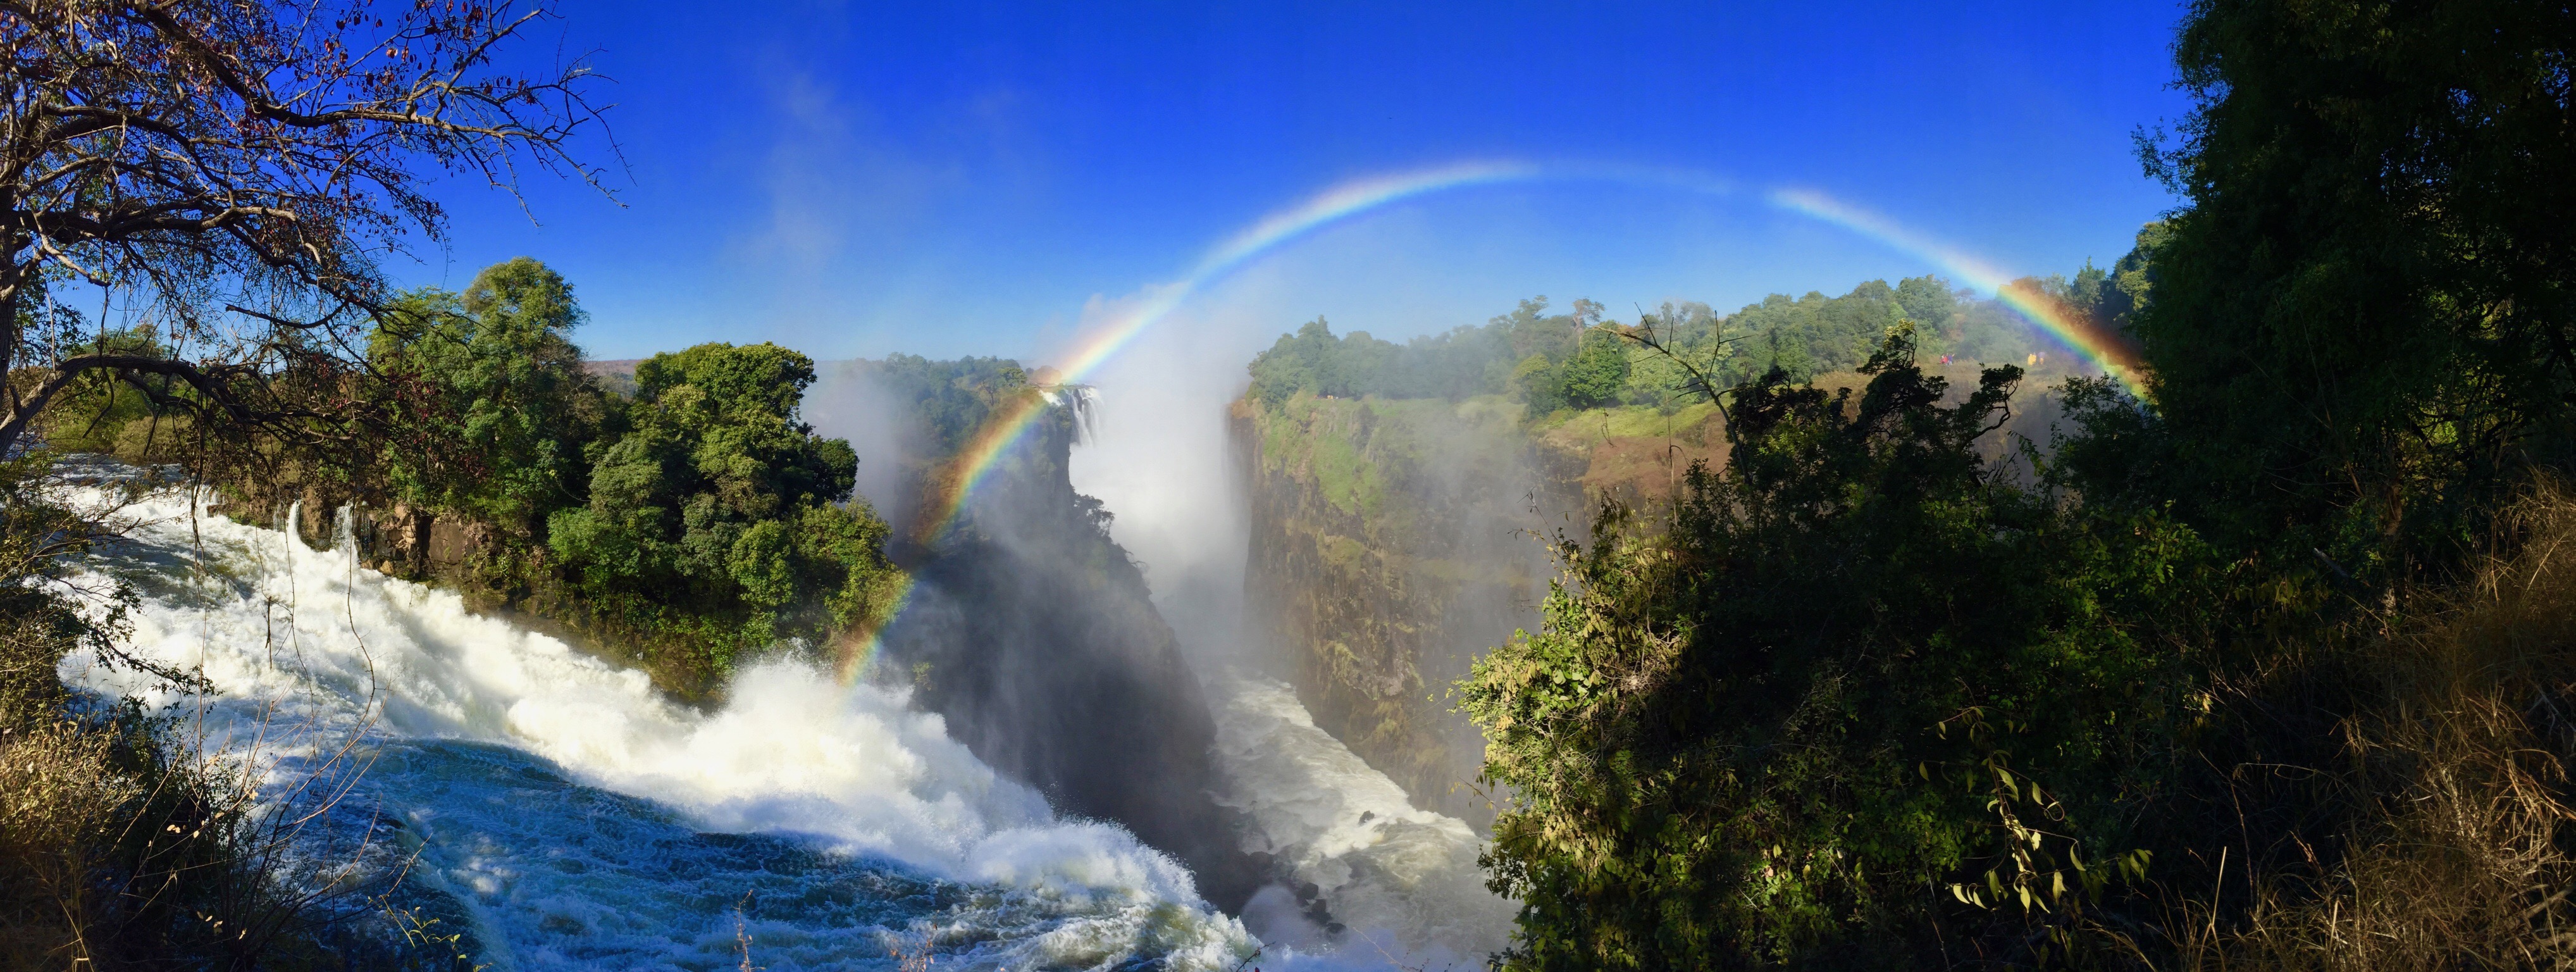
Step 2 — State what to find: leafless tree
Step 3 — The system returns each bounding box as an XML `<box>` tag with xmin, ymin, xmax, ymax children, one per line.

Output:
<box><xmin>0</xmin><ymin>0</ymin><xmax>612</xmax><ymax>456</ymax></box>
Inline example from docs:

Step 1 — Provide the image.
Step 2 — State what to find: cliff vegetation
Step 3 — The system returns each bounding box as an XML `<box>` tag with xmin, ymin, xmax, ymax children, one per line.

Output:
<box><xmin>1235</xmin><ymin>275</ymin><xmax>2096</xmax><ymax>833</ymax></box>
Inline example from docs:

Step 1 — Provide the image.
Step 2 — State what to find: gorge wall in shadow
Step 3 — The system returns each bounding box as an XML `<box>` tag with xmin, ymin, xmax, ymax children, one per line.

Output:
<box><xmin>808</xmin><ymin>358</ymin><xmax>1261</xmax><ymax>910</ymax></box>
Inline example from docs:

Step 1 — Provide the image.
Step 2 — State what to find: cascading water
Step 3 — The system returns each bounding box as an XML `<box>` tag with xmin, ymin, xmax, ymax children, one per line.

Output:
<box><xmin>794</xmin><ymin>360</ymin><xmax>1518</xmax><ymax>968</ymax></box>
<box><xmin>61</xmin><ymin>485</ymin><xmax>1254</xmax><ymax>971</ymax></box>
<box><xmin>1056</xmin><ymin>370</ymin><xmax>1521</xmax><ymax>967</ymax></box>
<box><xmin>57</xmin><ymin>438</ymin><xmax>1514</xmax><ymax>969</ymax></box>
<box><xmin>1204</xmin><ymin>675</ymin><xmax>1517</xmax><ymax>963</ymax></box>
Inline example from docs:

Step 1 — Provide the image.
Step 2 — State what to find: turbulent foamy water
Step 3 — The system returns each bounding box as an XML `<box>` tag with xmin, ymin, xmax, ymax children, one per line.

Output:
<box><xmin>1209</xmin><ymin>675</ymin><xmax>1518</xmax><ymax>964</ymax></box>
<box><xmin>61</xmin><ymin>487</ymin><xmax>1249</xmax><ymax>971</ymax></box>
<box><xmin>51</xmin><ymin>479</ymin><xmax>1513</xmax><ymax>969</ymax></box>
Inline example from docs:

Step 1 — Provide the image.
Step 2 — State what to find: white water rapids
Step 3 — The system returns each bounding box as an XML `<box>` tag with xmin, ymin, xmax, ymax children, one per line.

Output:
<box><xmin>56</xmin><ymin>481</ymin><xmax>1511</xmax><ymax>970</ymax></box>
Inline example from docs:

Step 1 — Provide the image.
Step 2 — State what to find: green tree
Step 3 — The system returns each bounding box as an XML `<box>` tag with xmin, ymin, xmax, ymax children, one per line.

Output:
<box><xmin>1511</xmin><ymin>352</ymin><xmax>1564</xmax><ymax>415</ymax></box>
<box><xmin>1893</xmin><ymin>276</ymin><xmax>1959</xmax><ymax>337</ymax></box>
<box><xmin>2098</xmin><ymin>221</ymin><xmax>2165</xmax><ymax>332</ymax></box>
<box><xmin>1557</xmin><ymin>328</ymin><xmax>1631</xmax><ymax>409</ymax></box>
<box><xmin>1246</xmin><ymin>318</ymin><xmax>1324</xmax><ymax>407</ymax></box>
<box><xmin>369</xmin><ymin>258</ymin><xmax>605</xmax><ymax>532</ymax></box>
<box><xmin>548</xmin><ymin>342</ymin><xmax>895</xmax><ymax>668</ymax></box>
<box><xmin>1723</xmin><ymin>278</ymin><xmax>1991</xmax><ymax>382</ymax></box>
<box><xmin>1464</xmin><ymin>330</ymin><xmax>2193</xmax><ymax>968</ymax></box>
<box><xmin>2126</xmin><ymin>0</ymin><xmax>2576</xmax><ymax>568</ymax></box>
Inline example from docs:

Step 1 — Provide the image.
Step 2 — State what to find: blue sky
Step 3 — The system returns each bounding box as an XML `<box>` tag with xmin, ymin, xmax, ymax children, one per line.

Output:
<box><xmin>419</xmin><ymin>1</ymin><xmax>2195</xmax><ymax>363</ymax></box>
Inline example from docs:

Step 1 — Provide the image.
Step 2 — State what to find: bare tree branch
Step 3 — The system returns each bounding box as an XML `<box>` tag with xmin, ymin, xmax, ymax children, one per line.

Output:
<box><xmin>0</xmin><ymin>0</ymin><xmax>614</xmax><ymax>457</ymax></box>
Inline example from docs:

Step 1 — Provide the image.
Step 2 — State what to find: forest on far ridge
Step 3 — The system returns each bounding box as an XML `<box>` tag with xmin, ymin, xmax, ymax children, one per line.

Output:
<box><xmin>1242</xmin><ymin>252</ymin><xmax>2139</xmax><ymax>420</ymax></box>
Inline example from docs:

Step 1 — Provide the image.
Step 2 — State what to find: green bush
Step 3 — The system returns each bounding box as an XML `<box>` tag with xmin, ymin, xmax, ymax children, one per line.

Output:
<box><xmin>369</xmin><ymin>257</ymin><xmax>607</xmax><ymax>533</ymax></box>
<box><xmin>1463</xmin><ymin>330</ymin><xmax>2200</xmax><ymax>968</ymax></box>
<box><xmin>548</xmin><ymin>341</ymin><xmax>895</xmax><ymax>670</ymax></box>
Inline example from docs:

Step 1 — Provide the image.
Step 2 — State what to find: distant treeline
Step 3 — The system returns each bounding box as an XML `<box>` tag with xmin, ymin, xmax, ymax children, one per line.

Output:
<box><xmin>1246</xmin><ymin>259</ymin><xmax>2152</xmax><ymax>415</ymax></box>
<box><xmin>845</xmin><ymin>353</ymin><xmax>1036</xmax><ymax>458</ymax></box>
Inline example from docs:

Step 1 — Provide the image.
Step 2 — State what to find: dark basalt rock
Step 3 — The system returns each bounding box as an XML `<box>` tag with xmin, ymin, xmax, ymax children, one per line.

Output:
<box><xmin>876</xmin><ymin>392</ymin><xmax>1262</xmax><ymax>911</ymax></box>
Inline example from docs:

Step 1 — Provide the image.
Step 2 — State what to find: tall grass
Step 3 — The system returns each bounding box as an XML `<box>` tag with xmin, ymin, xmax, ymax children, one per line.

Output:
<box><xmin>2164</xmin><ymin>483</ymin><xmax>2576</xmax><ymax>970</ymax></box>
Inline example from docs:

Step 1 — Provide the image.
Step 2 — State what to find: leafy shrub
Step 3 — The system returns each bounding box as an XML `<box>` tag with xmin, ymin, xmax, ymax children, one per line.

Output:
<box><xmin>548</xmin><ymin>342</ymin><xmax>896</xmax><ymax>670</ymax></box>
<box><xmin>1463</xmin><ymin>328</ymin><xmax>2198</xmax><ymax>968</ymax></box>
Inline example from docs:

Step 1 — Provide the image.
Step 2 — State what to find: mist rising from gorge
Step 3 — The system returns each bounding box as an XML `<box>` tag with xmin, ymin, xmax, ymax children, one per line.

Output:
<box><xmin>802</xmin><ymin>318</ymin><xmax>1525</xmax><ymax>959</ymax></box>
<box><xmin>802</xmin><ymin>358</ymin><xmax>1261</xmax><ymax>911</ymax></box>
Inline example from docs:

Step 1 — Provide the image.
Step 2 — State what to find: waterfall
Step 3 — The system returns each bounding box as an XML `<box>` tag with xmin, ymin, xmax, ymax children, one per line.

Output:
<box><xmin>54</xmin><ymin>456</ymin><xmax>1513</xmax><ymax>970</ymax></box>
<box><xmin>1206</xmin><ymin>674</ymin><xmax>1518</xmax><ymax>963</ymax></box>
<box><xmin>61</xmin><ymin>486</ymin><xmax>1251</xmax><ymax>971</ymax></box>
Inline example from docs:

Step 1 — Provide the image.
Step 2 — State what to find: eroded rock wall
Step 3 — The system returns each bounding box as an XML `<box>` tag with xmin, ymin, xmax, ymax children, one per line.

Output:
<box><xmin>1238</xmin><ymin>394</ymin><xmax>1556</xmax><ymax>826</ymax></box>
<box><xmin>1236</xmin><ymin>392</ymin><xmax>1735</xmax><ymax>826</ymax></box>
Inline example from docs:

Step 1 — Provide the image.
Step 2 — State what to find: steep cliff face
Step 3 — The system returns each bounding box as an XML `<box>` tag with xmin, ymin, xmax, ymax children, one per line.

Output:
<box><xmin>1237</xmin><ymin>393</ymin><xmax>1717</xmax><ymax>824</ymax></box>
<box><xmin>810</xmin><ymin>359</ymin><xmax>1263</xmax><ymax>910</ymax></box>
<box><xmin>882</xmin><ymin>403</ymin><xmax>1260</xmax><ymax>908</ymax></box>
<box><xmin>1237</xmin><ymin>375</ymin><xmax>2064</xmax><ymax>828</ymax></box>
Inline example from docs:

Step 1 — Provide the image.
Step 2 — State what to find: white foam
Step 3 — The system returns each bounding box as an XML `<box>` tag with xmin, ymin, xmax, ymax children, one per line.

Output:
<box><xmin>1209</xmin><ymin>673</ymin><xmax>1517</xmax><ymax>967</ymax></box>
<box><xmin>61</xmin><ymin>486</ymin><xmax>1253</xmax><ymax>970</ymax></box>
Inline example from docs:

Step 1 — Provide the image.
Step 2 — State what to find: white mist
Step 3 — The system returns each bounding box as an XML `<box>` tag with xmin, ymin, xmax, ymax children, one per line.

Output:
<box><xmin>1066</xmin><ymin>302</ymin><xmax>1519</xmax><ymax>966</ymax></box>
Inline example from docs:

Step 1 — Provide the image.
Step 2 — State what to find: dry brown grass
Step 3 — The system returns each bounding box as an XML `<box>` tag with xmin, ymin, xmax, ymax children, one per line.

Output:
<box><xmin>2166</xmin><ymin>482</ymin><xmax>2576</xmax><ymax>971</ymax></box>
<box><xmin>0</xmin><ymin>464</ymin><xmax>402</xmax><ymax>971</ymax></box>
<box><xmin>0</xmin><ymin>718</ymin><xmax>140</xmax><ymax>969</ymax></box>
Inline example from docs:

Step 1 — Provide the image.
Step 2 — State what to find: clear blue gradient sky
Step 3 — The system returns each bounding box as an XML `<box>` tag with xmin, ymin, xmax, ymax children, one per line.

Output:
<box><xmin>418</xmin><ymin>1</ymin><xmax>2193</xmax><ymax>363</ymax></box>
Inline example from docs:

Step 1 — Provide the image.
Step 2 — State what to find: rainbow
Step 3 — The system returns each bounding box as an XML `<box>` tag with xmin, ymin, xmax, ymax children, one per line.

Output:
<box><xmin>899</xmin><ymin>161</ymin><xmax>1547</xmax><ymax>545</ymax></box>
<box><xmin>831</xmin><ymin>163</ymin><xmax>2148</xmax><ymax>682</ymax></box>
<box><xmin>1766</xmin><ymin>187</ymin><xmax>2149</xmax><ymax>397</ymax></box>
<box><xmin>833</xmin><ymin>161</ymin><xmax>1547</xmax><ymax>680</ymax></box>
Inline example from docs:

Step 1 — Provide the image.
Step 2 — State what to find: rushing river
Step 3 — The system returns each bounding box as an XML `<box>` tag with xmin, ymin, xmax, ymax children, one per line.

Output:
<box><xmin>58</xmin><ymin>483</ymin><xmax>1508</xmax><ymax>971</ymax></box>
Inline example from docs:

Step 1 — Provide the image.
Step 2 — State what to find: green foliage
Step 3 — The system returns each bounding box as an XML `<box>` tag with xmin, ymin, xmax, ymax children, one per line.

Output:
<box><xmin>1245</xmin><ymin>281</ymin><xmax>2067</xmax><ymax>421</ymax></box>
<box><xmin>1463</xmin><ymin>329</ymin><xmax>2201</xmax><ymax>968</ymax></box>
<box><xmin>40</xmin><ymin>258</ymin><xmax>914</xmax><ymax>692</ymax></box>
<box><xmin>850</xmin><ymin>353</ymin><xmax>1031</xmax><ymax>454</ymax></box>
<box><xmin>1510</xmin><ymin>352</ymin><xmax>1563</xmax><ymax>416</ymax></box>
<box><xmin>1726</xmin><ymin>280</ymin><xmax>1914</xmax><ymax>378</ymax></box>
<box><xmin>1244</xmin><ymin>298</ymin><xmax>1606</xmax><ymax>408</ymax></box>
<box><xmin>549</xmin><ymin>342</ymin><xmax>894</xmax><ymax>668</ymax></box>
<box><xmin>37</xmin><ymin>325</ymin><xmax>173</xmax><ymax>457</ymax></box>
<box><xmin>2121</xmin><ymin>0</ymin><xmax>2576</xmax><ymax>572</ymax></box>
<box><xmin>1556</xmin><ymin>329</ymin><xmax>1631</xmax><ymax>410</ymax></box>
<box><xmin>1619</xmin><ymin>301</ymin><xmax>1726</xmax><ymax>406</ymax></box>
<box><xmin>370</xmin><ymin>258</ymin><xmax>606</xmax><ymax>532</ymax></box>
<box><xmin>1464</xmin><ymin>1</ymin><xmax>2576</xmax><ymax>968</ymax></box>
<box><xmin>1251</xmin><ymin>394</ymin><xmax>1408</xmax><ymax>519</ymax></box>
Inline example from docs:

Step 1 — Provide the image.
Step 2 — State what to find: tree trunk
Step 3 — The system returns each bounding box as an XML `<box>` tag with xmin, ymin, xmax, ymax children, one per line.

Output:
<box><xmin>0</xmin><ymin>256</ymin><xmax>30</xmax><ymax>461</ymax></box>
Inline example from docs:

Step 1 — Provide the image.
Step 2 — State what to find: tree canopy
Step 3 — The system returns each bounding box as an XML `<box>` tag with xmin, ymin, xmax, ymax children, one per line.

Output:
<box><xmin>1242</xmin><ymin>277</ymin><xmax>2102</xmax><ymax>418</ymax></box>
<box><xmin>548</xmin><ymin>342</ymin><xmax>886</xmax><ymax>660</ymax></box>
<box><xmin>370</xmin><ymin>257</ymin><xmax>603</xmax><ymax>532</ymax></box>
<box><xmin>2117</xmin><ymin>0</ymin><xmax>2576</xmax><ymax>567</ymax></box>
